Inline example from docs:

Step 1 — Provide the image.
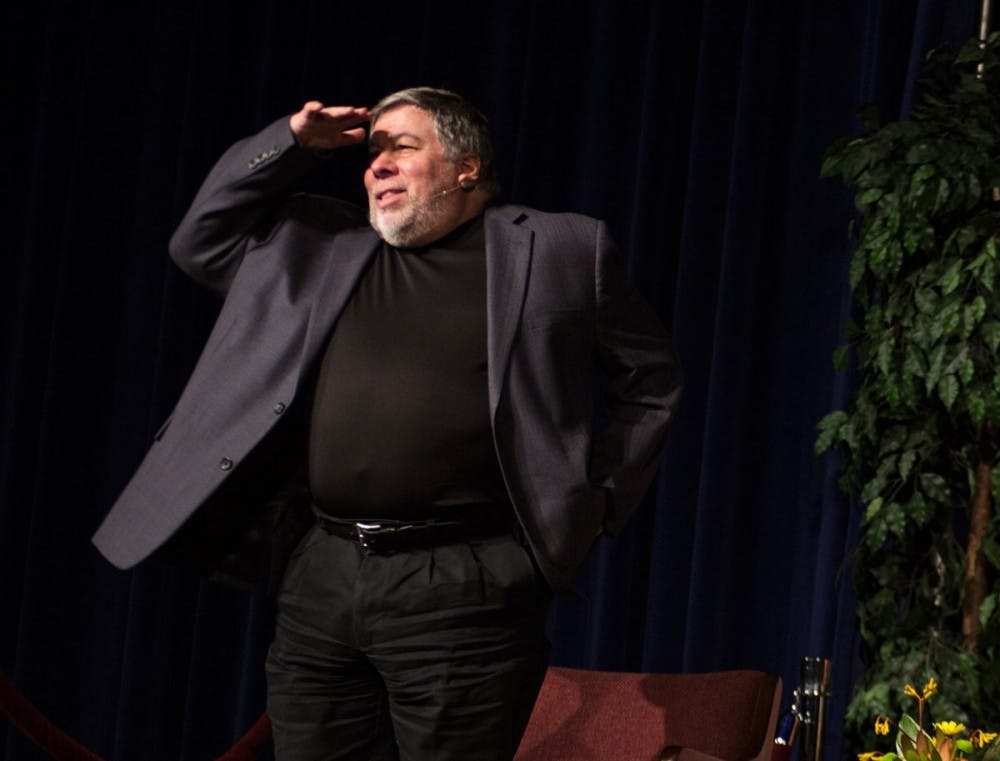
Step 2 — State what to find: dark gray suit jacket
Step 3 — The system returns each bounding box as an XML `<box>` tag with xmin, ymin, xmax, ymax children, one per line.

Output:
<box><xmin>92</xmin><ymin>117</ymin><xmax>682</xmax><ymax>593</ymax></box>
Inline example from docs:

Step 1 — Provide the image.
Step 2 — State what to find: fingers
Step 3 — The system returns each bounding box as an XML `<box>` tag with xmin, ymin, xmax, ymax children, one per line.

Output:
<box><xmin>322</xmin><ymin>106</ymin><xmax>370</xmax><ymax>130</ymax></box>
<box><xmin>339</xmin><ymin>127</ymin><xmax>367</xmax><ymax>145</ymax></box>
<box><xmin>293</xmin><ymin>101</ymin><xmax>326</xmax><ymax>127</ymax></box>
<box><xmin>290</xmin><ymin>102</ymin><xmax>371</xmax><ymax>151</ymax></box>
<box><xmin>300</xmin><ymin>103</ymin><xmax>369</xmax><ymax>125</ymax></box>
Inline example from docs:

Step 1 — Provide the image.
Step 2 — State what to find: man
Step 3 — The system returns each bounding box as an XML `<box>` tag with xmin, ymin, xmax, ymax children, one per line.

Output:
<box><xmin>93</xmin><ymin>88</ymin><xmax>681</xmax><ymax>760</ymax></box>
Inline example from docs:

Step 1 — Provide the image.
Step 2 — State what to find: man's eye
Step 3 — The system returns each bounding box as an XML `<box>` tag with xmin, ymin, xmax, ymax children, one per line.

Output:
<box><xmin>368</xmin><ymin>144</ymin><xmax>415</xmax><ymax>161</ymax></box>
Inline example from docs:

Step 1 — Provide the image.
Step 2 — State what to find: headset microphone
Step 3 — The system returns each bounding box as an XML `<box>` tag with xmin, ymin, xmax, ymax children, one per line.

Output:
<box><xmin>438</xmin><ymin>178</ymin><xmax>478</xmax><ymax>197</ymax></box>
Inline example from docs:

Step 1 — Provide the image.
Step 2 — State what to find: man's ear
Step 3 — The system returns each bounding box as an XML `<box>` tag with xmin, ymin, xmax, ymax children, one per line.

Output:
<box><xmin>457</xmin><ymin>153</ymin><xmax>481</xmax><ymax>184</ymax></box>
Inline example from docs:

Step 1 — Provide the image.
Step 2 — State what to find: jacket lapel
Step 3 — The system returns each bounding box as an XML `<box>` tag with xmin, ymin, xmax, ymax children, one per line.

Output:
<box><xmin>298</xmin><ymin>227</ymin><xmax>381</xmax><ymax>388</ymax></box>
<box><xmin>485</xmin><ymin>208</ymin><xmax>533</xmax><ymax>418</ymax></box>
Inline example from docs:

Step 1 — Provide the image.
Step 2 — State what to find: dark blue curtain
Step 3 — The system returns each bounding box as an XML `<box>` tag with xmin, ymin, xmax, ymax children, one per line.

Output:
<box><xmin>0</xmin><ymin>1</ymin><xmax>983</xmax><ymax>759</ymax></box>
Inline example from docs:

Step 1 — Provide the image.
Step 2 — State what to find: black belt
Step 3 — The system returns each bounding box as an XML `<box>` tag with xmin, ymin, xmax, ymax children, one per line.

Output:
<box><xmin>314</xmin><ymin>512</ymin><xmax>512</xmax><ymax>553</ymax></box>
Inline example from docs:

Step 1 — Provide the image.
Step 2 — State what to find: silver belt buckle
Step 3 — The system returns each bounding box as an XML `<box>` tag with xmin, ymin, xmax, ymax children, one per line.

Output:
<box><xmin>355</xmin><ymin>522</ymin><xmax>383</xmax><ymax>551</ymax></box>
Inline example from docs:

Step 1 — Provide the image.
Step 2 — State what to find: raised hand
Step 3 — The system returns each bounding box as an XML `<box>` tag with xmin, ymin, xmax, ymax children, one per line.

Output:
<box><xmin>289</xmin><ymin>101</ymin><xmax>370</xmax><ymax>153</ymax></box>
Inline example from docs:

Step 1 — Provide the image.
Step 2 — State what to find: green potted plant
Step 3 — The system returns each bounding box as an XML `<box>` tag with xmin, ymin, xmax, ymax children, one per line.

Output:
<box><xmin>815</xmin><ymin>32</ymin><xmax>1000</xmax><ymax>746</ymax></box>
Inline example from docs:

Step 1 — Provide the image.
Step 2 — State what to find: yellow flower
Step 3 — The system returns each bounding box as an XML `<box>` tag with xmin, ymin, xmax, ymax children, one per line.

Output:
<box><xmin>970</xmin><ymin>730</ymin><xmax>998</xmax><ymax>748</ymax></box>
<box><xmin>858</xmin><ymin>753</ymin><xmax>884</xmax><ymax>761</ymax></box>
<box><xmin>934</xmin><ymin>721</ymin><xmax>966</xmax><ymax>736</ymax></box>
<box><xmin>922</xmin><ymin>677</ymin><xmax>938</xmax><ymax>699</ymax></box>
<box><xmin>875</xmin><ymin>715</ymin><xmax>892</xmax><ymax>736</ymax></box>
<box><xmin>904</xmin><ymin>684</ymin><xmax>921</xmax><ymax>699</ymax></box>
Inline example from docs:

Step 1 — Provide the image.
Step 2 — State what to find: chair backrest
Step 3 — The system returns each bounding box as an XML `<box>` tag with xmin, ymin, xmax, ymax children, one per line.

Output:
<box><xmin>514</xmin><ymin>667</ymin><xmax>781</xmax><ymax>761</ymax></box>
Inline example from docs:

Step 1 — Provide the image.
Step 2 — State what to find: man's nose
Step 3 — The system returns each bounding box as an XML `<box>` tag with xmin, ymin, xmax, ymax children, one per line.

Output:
<box><xmin>369</xmin><ymin>151</ymin><xmax>395</xmax><ymax>177</ymax></box>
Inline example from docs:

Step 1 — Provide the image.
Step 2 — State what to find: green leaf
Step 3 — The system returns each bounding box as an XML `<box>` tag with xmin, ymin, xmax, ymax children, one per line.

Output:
<box><xmin>933</xmin><ymin>176</ymin><xmax>953</xmax><ymax>213</ymax></box>
<box><xmin>967</xmin><ymin>393</ymin><xmax>986</xmax><ymax>425</ymax></box>
<box><xmin>903</xmin><ymin>348</ymin><xmax>927</xmax><ymax>379</ymax></box>
<box><xmin>884</xmin><ymin>501</ymin><xmax>906</xmax><ymax>537</ymax></box>
<box><xmin>899</xmin><ymin>450</ymin><xmax>917</xmax><ymax>480</ymax></box>
<box><xmin>962</xmin><ymin>300</ymin><xmax>984</xmax><ymax>338</ymax></box>
<box><xmin>907</xmin><ymin>492</ymin><xmax>935</xmax><ymax>525</ymax></box>
<box><xmin>964</xmin><ymin>251</ymin><xmax>988</xmax><ymax>271</ymax></box>
<box><xmin>970</xmin><ymin>294</ymin><xmax>986</xmax><ymax>321</ymax></box>
<box><xmin>958</xmin><ymin>357</ymin><xmax>974</xmax><ymax>385</ymax></box>
<box><xmin>939</xmin><ymin>260</ymin><xmax>962</xmax><ymax>296</ymax></box>
<box><xmin>858</xmin><ymin>188</ymin><xmax>884</xmax><ymax>205</ymax></box>
<box><xmin>899</xmin><ymin>709</ymin><xmax>920</xmax><ymax>736</ymax></box>
<box><xmin>886</xmin><ymin>209</ymin><xmax>902</xmax><ymax>237</ymax></box>
<box><xmin>815</xmin><ymin>410</ymin><xmax>848</xmax><ymax>454</ymax></box>
<box><xmin>842</xmin><ymin>421</ymin><xmax>859</xmax><ymax>450</ymax></box>
<box><xmin>879</xmin><ymin>426</ymin><xmax>908</xmax><ymax>454</ymax></box>
<box><xmin>980</xmin><ymin>258</ymin><xmax>996</xmax><ymax>292</ymax></box>
<box><xmin>956</xmin><ymin>42</ymin><xmax>986</xmax><ymax>62</ymax></box>
<box><xmin>940</xmin><ymin>307</ymin><xmax>961</xmax><ymax>336</ymax></box>
<box><xmin>850</xmin><ymin>255</ymin><xmax>867</xmax><ymax>290</ymax></box>
<box><xmin>833</xmin><ymin>344</ymin><xmax>851</xmax><ymax>372</ymax></box>
<box><xmin>943</xmin><ymin>345</ymin><xmax>968</xmax><ymax>377</ymax></box>
<box><xmin>980</xmin><ymin>592</ymin><xmax>997</xmax><ymax>628</ymax></box>
<box><xmin>955</xmin><ymin>740</ymin><xmax>974</xmax><ymax>753</ymax></box>
<box><xmin>906</xmin><ymin>142</ymin><xmax>938</xmax><ymax>164</ymax></box>
<box><xmin>984</xmin><ymin>322</ymin><xmax>1000</xmax><ymax>352</ymax></box>
<box><xmin>926</xmin><ymin>344</ymin><xmax>946</xmax><ymax>392</ymax></box>
<box><xmin>865</xmin><ymin>496</ymin><xmax>884</xmax><ymax>521</ymax></box>
<box><xmin>819</xmin><ymin>155</ymin><xmax>840</xmax><ymax>178</ymax></box>
<box><xmin>877</xmin><ymin>338</ymin><xmax>894</xmax><ymax>377</ymax></box>
<box><xmin>914</xmin><ymin>288</ymin><xmax>937</xmax><ymax>314</ymax></box>
<box><xmin>861</xmin><ymin>472</ymin><xmax>886</xmax><ymax>503</ymax></box>
<box><xmin>952</xmin><ymin>225</ymin><xmax>981</xmax><ymax>254</ymax></box>
<box><xmin>919</xmin><ymin>472</ymin><xmax>951</xmax><ymax>503</ymax></box>
<box><xmin>882</xmin><ymin>378</ymin><xmax>903</xmax><ymax>410</ymax></box>
<box><xmin>981</xmin><ymin>536</ymin><xmax>1000</xmax><ymax>569</ymax></box>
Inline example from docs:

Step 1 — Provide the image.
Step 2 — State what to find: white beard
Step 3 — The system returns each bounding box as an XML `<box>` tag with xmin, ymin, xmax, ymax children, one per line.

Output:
<box><xmin>369</xmin><ymin>187</ymin><xmax>452</xmax><ymax>248</ymax></box>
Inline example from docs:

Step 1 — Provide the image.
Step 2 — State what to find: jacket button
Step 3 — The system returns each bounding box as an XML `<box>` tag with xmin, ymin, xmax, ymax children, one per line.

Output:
<box><xmin>219</xmin><ymin>457</ymin><xmax>233</xmax><ymax>471</ymax></box>
<box><xmin>273</xmin><ymin>402</ymin><xmax>286</xmax><ymax>414</ymax></box>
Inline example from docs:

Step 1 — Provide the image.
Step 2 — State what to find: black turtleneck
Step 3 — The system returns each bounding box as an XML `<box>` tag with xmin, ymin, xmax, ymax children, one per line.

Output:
<box><xmin>307</xmin><ymin>216</ymin><xmax>510</xmax><ymax>520</ymax></box>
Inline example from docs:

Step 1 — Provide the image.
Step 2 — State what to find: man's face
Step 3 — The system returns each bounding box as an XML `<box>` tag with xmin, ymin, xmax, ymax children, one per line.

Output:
<box><xmin>364</xmin><ymin>105</ymin><xmax>473</xmax><ymax>248</ymax></box>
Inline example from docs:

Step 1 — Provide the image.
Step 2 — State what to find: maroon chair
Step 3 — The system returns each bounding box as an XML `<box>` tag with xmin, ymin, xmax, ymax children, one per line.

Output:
<box><xmin>514</xmin><ymin>667</ymin><xmax>781</xmax><ymax>761</ymax></box>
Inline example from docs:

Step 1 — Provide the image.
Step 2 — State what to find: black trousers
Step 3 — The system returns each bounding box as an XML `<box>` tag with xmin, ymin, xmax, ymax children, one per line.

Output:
<box><xmin>265</xmin><ymin>524</ymin><xmax>550</xmax><ymax>760</ymax></box>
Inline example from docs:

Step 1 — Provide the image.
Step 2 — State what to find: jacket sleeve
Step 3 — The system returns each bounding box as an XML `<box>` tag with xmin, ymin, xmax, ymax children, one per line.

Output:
<box><xmin>589</xmin><ymin>221</ymin><xmax>682</xmax><ymax>534</ymax></box>
<box><xmin>167</xmin><ymin>116</ymin><xmax>330</xmax><ymax>295</ymax></box>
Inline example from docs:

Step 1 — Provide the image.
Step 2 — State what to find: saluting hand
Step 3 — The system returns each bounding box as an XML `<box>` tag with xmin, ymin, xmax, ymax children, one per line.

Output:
<box><xmin>289</xmin><ymin>101</ymin><xmax>370</xmax><ymax>152</ymax></box>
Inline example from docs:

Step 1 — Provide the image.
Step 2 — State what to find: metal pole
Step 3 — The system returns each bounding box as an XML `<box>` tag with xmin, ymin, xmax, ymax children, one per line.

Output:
<box><xmin>794</xmin><ymin>658</ymin><xmax>832</xmax><ymax>761</ymax></box>
<box><xmin>978</xmin><ymin>0</ymin><xmax>992</xmax><ymax>77</ymax></box>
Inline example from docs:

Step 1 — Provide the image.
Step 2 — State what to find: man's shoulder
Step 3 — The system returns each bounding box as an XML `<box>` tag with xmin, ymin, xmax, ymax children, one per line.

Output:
<box><xmin>486</xmin><ymin>204</ymin><xmax>601</xmax><ymax>232</ymax></box>
<box><xmin>485</xmin><ymin>205</ymin><xmax>605</xmax><ymax>255</ymax></box>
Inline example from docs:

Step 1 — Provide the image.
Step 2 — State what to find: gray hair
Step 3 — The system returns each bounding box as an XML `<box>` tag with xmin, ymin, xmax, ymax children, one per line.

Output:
<box><xmin>371</xmin><ymin>87</ymin><xmax>500</xmax><ymax>198</ymax></box>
